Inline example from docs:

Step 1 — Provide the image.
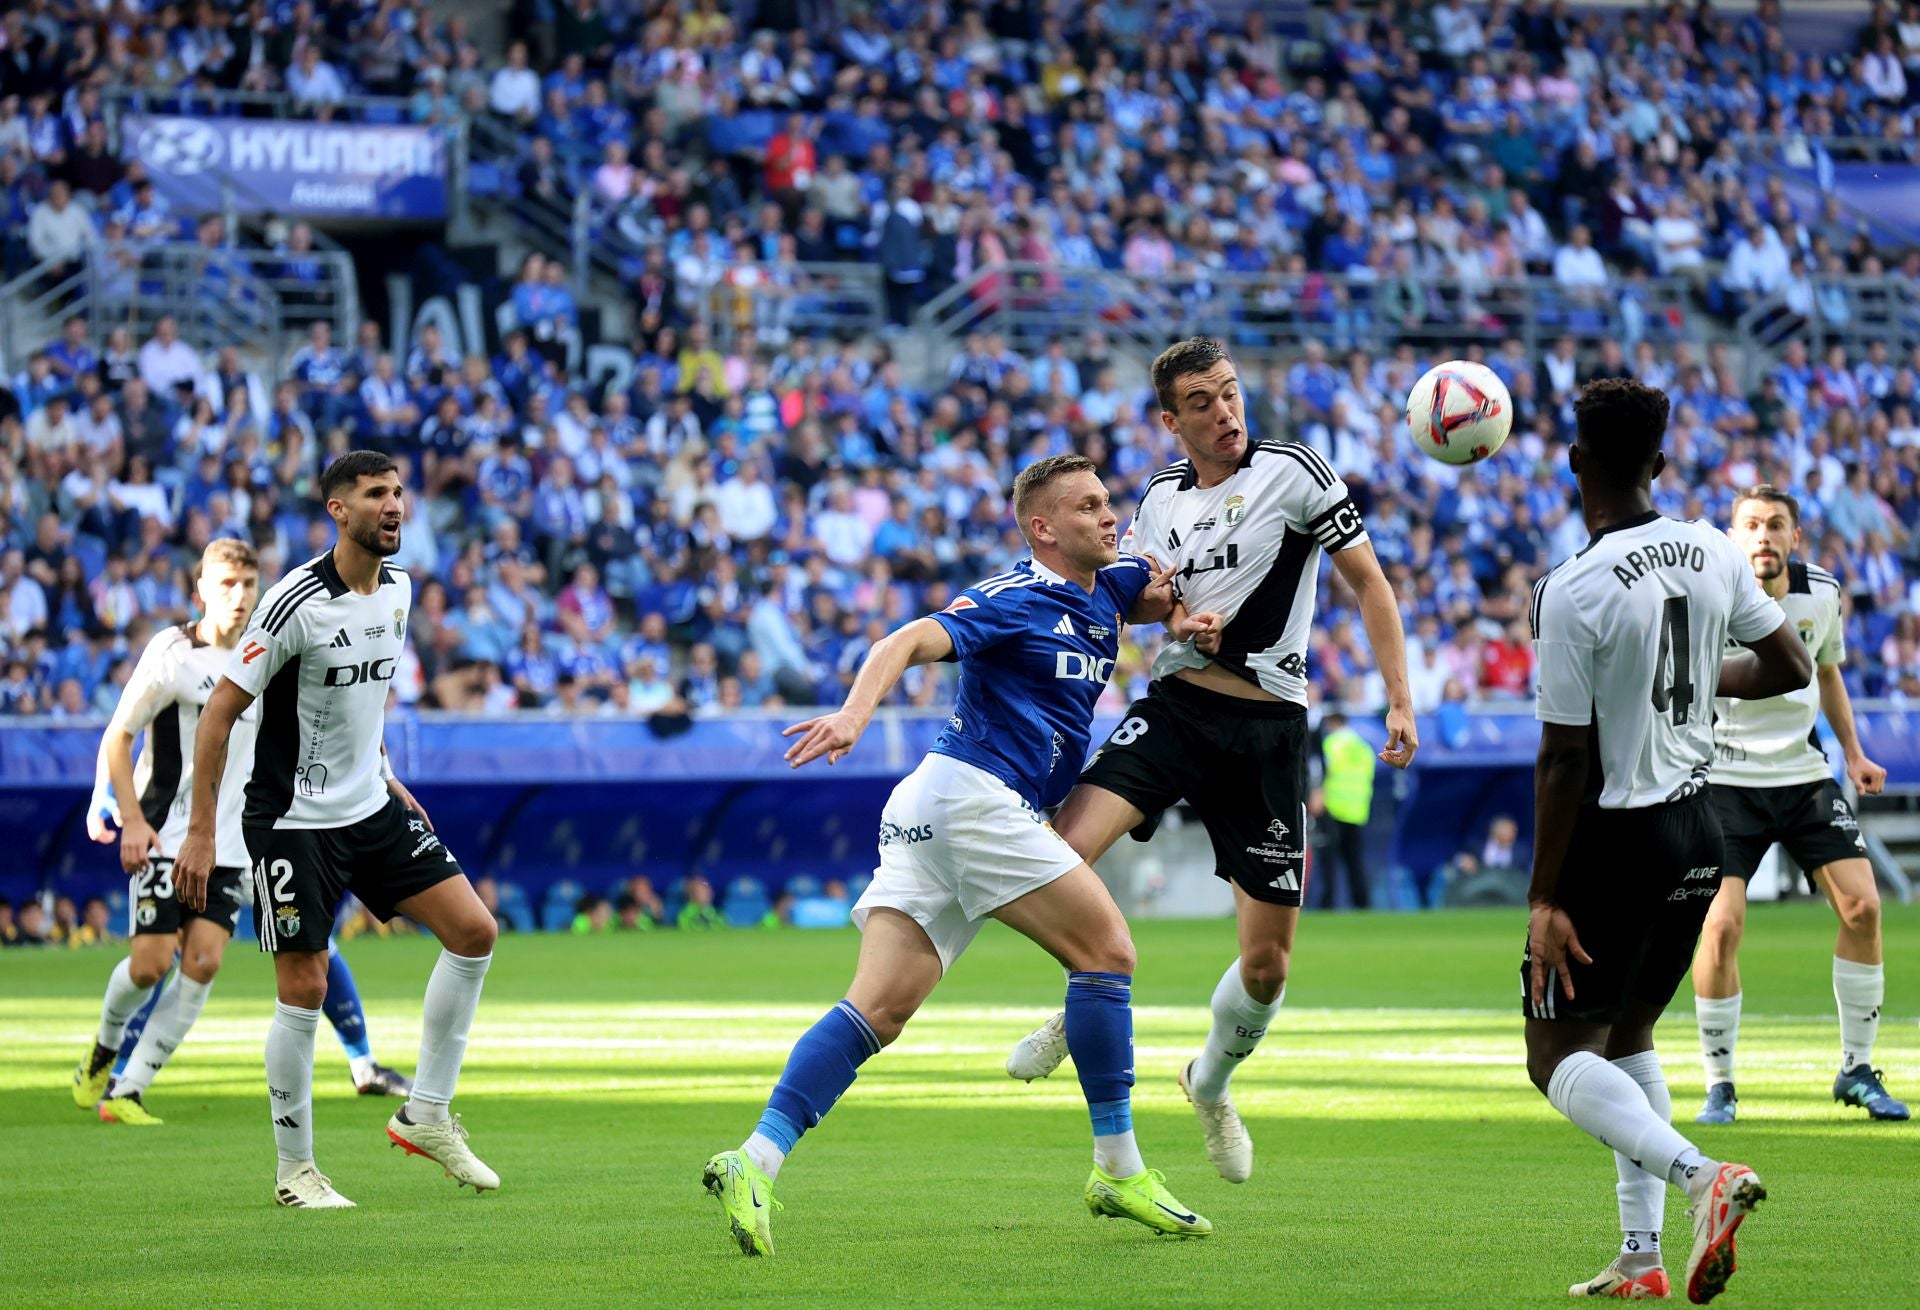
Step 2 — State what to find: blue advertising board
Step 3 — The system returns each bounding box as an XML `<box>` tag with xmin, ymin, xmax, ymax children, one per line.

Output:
<box><xmin>124</xmin><ymin>114</ymin><xmax>448</xmax><ymax>220</ymax></box>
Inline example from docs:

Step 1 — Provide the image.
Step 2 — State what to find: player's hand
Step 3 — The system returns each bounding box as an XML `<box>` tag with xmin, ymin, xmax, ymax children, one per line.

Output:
<box><xmin>119</xmin><ymin>814</ymin><xmax>163</xmax><ymax>875</ymax></box>
<box><xmin>86</xmin><ymin>795</ymin><xmax>121</xmax><ymax>845</ymax></box>
<box><xmin>173</xmin><ymin>832</ymin><xmax>215</xmax><ymax>912</ymax></box>
<box><xmin>783</xmin><ymin>709</ymin><xmax>866</xmax><ymax>767</ymax></box>
<box><xmin>1137</xmin><ymin>555</ymin><xmax>1178</xmax><ymax>615</ymax></box>
<box><xmin>388</xmin><ymin>776</ymin><xmax>433</xmax><ymax>830</ymax></box>
<box><xmin>1849</xmin><ymin>753</ymin><xmax>1887</xmax><ymax>797</ymax></box>
<box><xmin>1379</xmin><ymin>705</ymin><xmax>1418</xmax><ymax>769</ymax></box>
<box><xmin>1527</xmin><ymin>900</ymin><xmax>1592</xmax><ymax>1010</ymax></box>
<box><xmin>1173</xmin><ymin>610</ymin><xmax>1224</xmax><ymax>655</ymax></box>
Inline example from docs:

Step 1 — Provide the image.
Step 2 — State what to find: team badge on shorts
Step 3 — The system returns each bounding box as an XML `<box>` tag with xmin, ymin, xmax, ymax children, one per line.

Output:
<box><xmin>275</xmin><ymin>904</ymin><xmax>302</xmax><ymax>936</ymax></box>
<box><xmin>137</xmin><ymin>898</ymin><xmax>157</xmax><ymax>927</ymax></box>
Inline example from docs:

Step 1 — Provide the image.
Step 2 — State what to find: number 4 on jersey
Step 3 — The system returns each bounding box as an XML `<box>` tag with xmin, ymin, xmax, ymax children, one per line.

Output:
<box><xmin>1650</xmin><ymin>596</ymin><xmax>1695</xmax><ymax>725</ymax></box>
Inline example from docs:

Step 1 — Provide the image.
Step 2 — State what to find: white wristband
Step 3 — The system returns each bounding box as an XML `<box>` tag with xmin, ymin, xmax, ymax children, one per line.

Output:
<box><xmin>379</xmin><ymin>754</ymin><xmax>395</xmax><ymax>782</ymax></box>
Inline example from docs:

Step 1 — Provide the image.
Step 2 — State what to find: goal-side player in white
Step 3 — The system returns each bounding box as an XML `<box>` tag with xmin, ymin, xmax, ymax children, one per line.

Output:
<box><xmin>175</xmin><ymin>451</ymin><xmax>500</xmax><ymax>1209</ymax></box>
<box><xmin>701</xmin><ymin>456</ymin><xmax>1211</xmax><ymax>1257</ymax></box>
<box><xmin>1525</xmin><ymin>380</ymin><xmax>1811</xmax><ymax>1303</ymax></box>
<box><xmin>1005</xmin><ymin>337</ymin><xmax>1417</xmax><ymax>1185</ymax></box>
<box><xmin>68</xmin><ymin>539</ymin><xmax>261</xmax><ymax>1124</ymax></box>
<box><xmin>1690</xmin><ymin>486</ymin><xmax>1906</xmax><ymax>1123</ymax></box>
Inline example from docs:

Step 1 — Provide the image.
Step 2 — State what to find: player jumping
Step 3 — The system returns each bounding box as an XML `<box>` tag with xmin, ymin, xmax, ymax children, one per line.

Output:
<box><xmin>702</xmin><ymin>455</ymin><xmax>1208</xmax><ymax>1256</ymax></box>
<box><xmin>76</xmin><ymin>541</ymin><xmax>409</xmax><ymax>1120</ymax></box>
<box><xmin>175</xmin><ymin>451</ymin><xmax>499</xmax><ymax>1209</ymax></box>
<box><xmin>1524</xmin><ymin>381</ymin><xmax>1811</xmax><ymax>1303</ymax></box>
<box><xmin>1691</xmin><ymin>486</ymin><xmax>1907</xmax><ymax>1124</ymax></box>
<box><xmin>1005</xmin><ymin>337</ymin><xmax>1417</xmax><ymax>1186</ymax></box>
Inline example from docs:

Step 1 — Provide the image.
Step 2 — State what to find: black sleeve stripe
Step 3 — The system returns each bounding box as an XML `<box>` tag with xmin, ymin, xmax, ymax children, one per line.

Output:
<box><xmin>1286</xmin><ymin>440</ymin><xmax>1339</xmax><ymax>485</ymax></box>
<box><xmin>1146</xmin><ymin>464</ymin><xmax>1190</xmax><ymax>490</ymax></box>
<box><xmin>262</xmin><ymin>576</ymin><xmax>325</xmax><ymax>636</ymax></box>
<box><xmin>1529</xmin><ymin>572</ymin><xmax>1552</xmax><ymax>639</ymax></box>
<box><xmin>1272</xmin><ymin>444</ymin><xmax>1334</xmax><ymax>490</ymax></box>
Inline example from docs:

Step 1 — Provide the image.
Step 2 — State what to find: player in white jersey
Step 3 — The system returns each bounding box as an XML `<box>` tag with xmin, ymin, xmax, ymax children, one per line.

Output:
<box><xmin>68</xmin><ymin>540</ymin><xmax>260</xmax><ymax>1124</ymax></box>
<box><xmin>175</xmin><ymin>451</ymin><xmax>500</xmax><ymax>1209</ymax></box>
<box><xmin>1691</xmin><ymin>487</ymin><xmax>1907</xmax><ymax>1124</ymax></box>
<box><xmin>1005</xmin><ymin>338</ymin><xmax>1418</xmax><ymax>1185</ymax></box>
<box><xmin>1524</xmin><ymin>380</ymin><xmax>1812</xmax><ymax>1304</ymax></box>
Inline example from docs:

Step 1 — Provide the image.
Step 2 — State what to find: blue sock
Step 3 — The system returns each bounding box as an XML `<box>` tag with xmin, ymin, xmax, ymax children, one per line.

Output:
<box><xmin>1066</xmin><ymin>971</ymin><xmax>1143</xmax><ymax>1176</ymax></box>
<box><xmin>112</xmin><ymin>970</ymin><xmax>170</xmax><ymax>1078</ymax></box>
<box><xmin>323</xmin><ymin>943</ymin><xmax>372</xmax><ymax>1061</ymax></box>
<box><xmin>748</xmin><ymin>1000</ymin><xmax>881</xmax><ymax>1170</ymax></box>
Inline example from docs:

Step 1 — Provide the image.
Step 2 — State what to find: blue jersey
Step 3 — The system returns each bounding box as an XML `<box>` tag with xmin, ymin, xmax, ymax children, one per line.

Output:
<box><xmin>929</xmin><ymin>556</ymin><xmax>1153</xmax><ymax>809</ymax></box>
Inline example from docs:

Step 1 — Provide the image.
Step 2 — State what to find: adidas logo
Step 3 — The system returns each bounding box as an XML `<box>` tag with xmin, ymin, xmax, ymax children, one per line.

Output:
<box><xmin>328</xmin><ymin>629</ymin><xmax>353</xmax><ymax>648</ymax></box>
<box><xmin>1053</xmin><ymin>615</ymin><xmax>1075</xmax><ymax>637</ymax></box>
<box><xmin>275</xmin><ymin>1115</ymin><xmax>300</xmax><ymax>1129</ymax></box>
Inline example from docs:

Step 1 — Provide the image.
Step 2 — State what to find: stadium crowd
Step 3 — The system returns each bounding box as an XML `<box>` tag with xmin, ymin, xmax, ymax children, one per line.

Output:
<box><xmin>2</xmin><ymin>0</ymin><xmax>1920</xmax><ymax>734</ymax></box>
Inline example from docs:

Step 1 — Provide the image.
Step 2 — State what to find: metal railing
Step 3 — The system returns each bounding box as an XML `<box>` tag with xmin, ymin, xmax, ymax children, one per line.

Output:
<box><xmin>0</xmin><ymin>240</ymin><xmax>359</xmax><ymax>388</ymax></box>
<box><xmin>1735</xmin><ymin>276</ymin><xmax>1920</xmax><ymax>388</ymax></box>
<box><xmin>688</xmin><ymin>262</ymin><xmax>886</xmax><ymax>351</ymax></box>
<box><xmin>912</xmin><ymin>262</ymin><xmax>1704</xmax><ymax>370</ymax></box>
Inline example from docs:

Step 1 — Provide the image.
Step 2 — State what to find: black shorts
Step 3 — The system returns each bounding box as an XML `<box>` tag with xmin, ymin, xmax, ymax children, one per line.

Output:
<box><xmin>245</xmin><ymin>795</ymin><xmax>465</xmax><ymax>954</ymax></box>
<box><xmin>1521</xmin><ymin>792</ymin><xmax>1724</xmax><ymax>1025</ymax></box>
<box><xmin>1710</xmin><ymin>780</ymin><xmax>1866</xmax><ymax>888</ymax></box>
<box><xmin>1079</xmin><ymin>678</ymin><xmax>1309</xmax><ymax>906</ymax></box>
<box><xmin>129</xmin><ymin>860</ymin><xmax>247</xmax><ymax>937</ymax></box>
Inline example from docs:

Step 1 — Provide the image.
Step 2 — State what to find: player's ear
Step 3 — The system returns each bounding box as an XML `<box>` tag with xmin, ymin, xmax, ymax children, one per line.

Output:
<box><xmin>1650</xmin><ymin>450</ymin><xmax>1667</xmax><ymax>480</ymax></box>
<box><xmin>1567</xmin><ymin>443</ymin><xmax>1582</xmax><ymax>476</ymax></box>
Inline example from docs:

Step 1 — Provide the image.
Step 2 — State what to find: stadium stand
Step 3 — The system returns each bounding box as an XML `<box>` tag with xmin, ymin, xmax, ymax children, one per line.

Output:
<box><xmin>2</xmin><ymin>0</ymin><xmax>1919</xmax><ymax>921</ymax></box>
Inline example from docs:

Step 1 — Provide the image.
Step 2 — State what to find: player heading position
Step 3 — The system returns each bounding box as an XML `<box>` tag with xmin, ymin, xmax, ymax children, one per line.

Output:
<box><xmin>1525</xmin><ymin>381</ymin><xmax>1811</xmax><ymax>1303</ymax></box>
<box><xmin>176</xmin><ymin>451</ymin><xmax>499</xmax><ymax>1209</ymax></box>
<box><xmin>71</xmin><ymin>540</ymin><xmax>260</xmax><ymax>1124</ymax></box>
<box><xmin>1692</xmin><ymin>487</ymin><xmax>1906</xmax><ymax>1123</ymax></box>
<box><xmin>1006</xmin><ymin>337</ymin><xmax>1417</xmax><ymax>1185</ymax></box>
<box><xmin>702</xmin><ymin>455</ymin><xmax>1209</xmax><ymax>1257</ymax></box>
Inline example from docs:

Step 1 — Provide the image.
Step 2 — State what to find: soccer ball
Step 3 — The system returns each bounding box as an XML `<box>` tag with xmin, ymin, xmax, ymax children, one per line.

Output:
<box><xmin>1405</xmin><ymin>360</ymin><xmax>1512</xmax><ymax>465</ymax></box>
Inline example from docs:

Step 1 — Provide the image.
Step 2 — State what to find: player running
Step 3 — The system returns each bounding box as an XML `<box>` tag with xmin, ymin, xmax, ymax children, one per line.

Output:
<box><xmin>702</xmin><ymin>455</ymin><xmax>1207</xmax><ymax>1257</ymax></box>
<box><xmin>1691</xmin><ymin>486</ymin><xmax>1906</xmax><ymax>1123</ymax></box>
<box><xmin>1524</xmin><ymin>381</ymin><xmax>1811</xmax><ymax>1303</ymax></box>
<box><xmin>76</xmin><ymin>544</ymin><xmax>409</xmax><ymax>1119</ymax></box>
<box><xmin>1004</xmin><ymin>337</ymin><xmax>1416</xmax><ymax>1185</ymax></box>
<box><xmin>175</xmin><ymin>451</ymin><xmax>499</xmax><ymax>1209</ymax></box>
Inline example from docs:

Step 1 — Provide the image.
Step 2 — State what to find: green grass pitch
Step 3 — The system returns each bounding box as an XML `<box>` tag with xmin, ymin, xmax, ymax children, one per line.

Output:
<box><xmin>3</xmin><ymin>903</ymin><xmax>1915</xmax><ymax>1307</ymax></box>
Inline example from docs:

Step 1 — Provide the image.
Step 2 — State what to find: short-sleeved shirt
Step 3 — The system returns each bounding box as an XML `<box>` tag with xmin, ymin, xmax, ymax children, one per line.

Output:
<box><xmin>1712</xmin><ymin>559</ymin><xmax>1845</xmax><ymax>788</ymax></box>
<box><xmin>1124</xmin><ymin>441</ymin><xmax>1367</xmax><ymax>704</ymax></box>
<box><xmin>1532</xmin><ymin>512</ymin><xmax>1785</xmax><ymax>810</ymax></box>
<box><xmin>110</xmin><ymin>623</ymin><xmax>260</xmax><ymax>868</ymax></box>
<box><xmin>929</xmin><ymin>555</ymin><xmax>1153</xmax><ymax>809</ymax></box>
<box><xmin>224</xmin><ymin>550</ymin><xmax>410</xmax><ymax>830</ymax></box>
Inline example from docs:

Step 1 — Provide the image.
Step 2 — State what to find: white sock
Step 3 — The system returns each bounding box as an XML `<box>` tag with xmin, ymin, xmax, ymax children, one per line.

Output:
<box><xmin>1609</xmin><ymin>1051</ymin><xmax>1669</xmax><ymax>1266</ymax></box>
<box><xmin>1189</xmin><ymin>959</ymin><xmax>1283</xmax><ymax>1103</ymax></box>
<box><xmin>405</xmin><ymin>950</ymin><xmax>492</xmax><ymax>1124</ymax></box>
<box><xmin>1832</xmin><ymin>958</ymin><xmax>1883</xmax><ymax>1071</ymax></box>
<box><xmin>267</xmin><ymin>1001</ymin><xmax>320</xmax><ymax>1167</ymax></box>
<box><xmin>349</xmin><ymin>1054</ymin><xmax>377</xmax><ymax>1085</ymax></box>
<box><xmin>97</xmin><ymin>957</ymin><xmax>154</xmax><ymax>1050</ymax></box>
<box><xmin>742</xmin><ymin>1131</ymin><xmax>787</xmax><ymax>1181</ymax></box>
<box><xmin>1546</xmin><ymin>1051</ymin><xmax>1714</xmax><ymax>1191</ymax></box>
<box><xmin>1094</xmin><ymin>1128</ymin><xmax>1145</xmax><ymax>1178</ymax></box>
<box><xmin>1695</xmin><ymin>992</ymin><xmax>1740</xmax><ymax>1088</ymax></box>
<box><xmin>115</xmin><ymin>976</ymin><xmax>212</xmax><ymax>1097</ymax></box>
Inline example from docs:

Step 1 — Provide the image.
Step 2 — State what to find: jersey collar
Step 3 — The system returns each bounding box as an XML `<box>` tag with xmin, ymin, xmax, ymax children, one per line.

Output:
<box><xmin>1025</xmin><ymin>557</ymin><xmax>1070</xmax><ymax>586</ymax></box>
<box><xmin>1586</xmin><ymin>509</ymin><xmax>1661</xmax><ymax>544</ymax></box>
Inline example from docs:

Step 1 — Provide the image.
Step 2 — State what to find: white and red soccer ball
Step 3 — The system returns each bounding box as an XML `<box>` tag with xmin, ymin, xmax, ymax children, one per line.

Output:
<box><xmin>1405</xmin><ymin>360</ymin><xmax>1513</xmax><ymax>465</ymax></box>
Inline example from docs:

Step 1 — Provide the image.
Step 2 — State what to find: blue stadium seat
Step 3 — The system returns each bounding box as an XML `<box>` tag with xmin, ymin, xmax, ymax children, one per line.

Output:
<box><xmin>540</xmin><ymin>878</ymin><xmax>583</xmax><ymax>931</ymax></box>
<box><xmin>496</xmin><ymin>880</ymin><xmax>536</xmax><ymax>935</ymax></box>
<box><xmin>784</xmin><ymin>874</ymin><xmax>822</xmax><ymax>899</ymax></box>
<box><xmin>790</xmin><ymin>897</ymin><xmax>851</xmax><ymax>929</ymax></box>
<box><xmin>844</xmin><ymin>872</ymin><xmax>873</xmax><ymax>901</ymax></box>
<box><xmin>723</xmin><ymin>875</ymin><xmax>770</xmax><ymax>928</ymax></box>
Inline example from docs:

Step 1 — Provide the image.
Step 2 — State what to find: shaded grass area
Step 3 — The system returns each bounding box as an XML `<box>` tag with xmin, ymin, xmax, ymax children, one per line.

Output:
<box><xmin>2</xmin><ymin>905</ymin><xmax>1914</xmax><ymax>1307</ymax></box>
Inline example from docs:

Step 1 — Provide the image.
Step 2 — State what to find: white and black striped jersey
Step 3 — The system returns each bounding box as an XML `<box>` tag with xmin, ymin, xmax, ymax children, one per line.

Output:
<box><xmin>1532</xmin><ymin>512</ymin><xmax>1785</xmax><ymax>810</ymax></box>
<box><xmin>1122</xmin><ymin>440</ymin><xmax>1367</xmax><ymax>704</ymax></box>
<box><xmin>223</xmin><ymin>550</ymin><xmax>410</xmax><ymax>830</ymax></box>
<box><xmin>1712</xmin><ymin>559</ymin><xmax>1844</xmax><ymax>788</ymax></box>
<box><xmin>108</xmin><ymin>623</ymin><xmax>260</xmax><ymax>868</ymax></box>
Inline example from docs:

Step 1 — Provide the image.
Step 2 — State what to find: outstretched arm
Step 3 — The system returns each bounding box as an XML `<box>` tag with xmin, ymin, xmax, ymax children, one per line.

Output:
<box><xmin>783</xmin><ymin>617</ymin><xmax>956</xmax><ymax>767</ymax></box>
<box><xmin>1818</xmin><ymin>662</ymin><xmax>1885</xmax><ymax>795</ymax></box>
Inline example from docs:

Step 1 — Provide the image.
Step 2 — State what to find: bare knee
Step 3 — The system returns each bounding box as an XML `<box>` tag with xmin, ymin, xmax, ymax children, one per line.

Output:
<box><xmin>1836</xmin><ymin>890</ymin><xmax>1880</xmax><ymax>940</ymax></box>
<box><xmin>854</xmin><ymin>995</ymin><xmax>920</xmax><ymax>1048</ymax></box>
<box><xmin>441</xmin><ymin>913</ymin><xmax>498</xmax><ymax>959</ymax></box>
<box><xmin>1699</xmin><ymin>909</ymin><xmax>1744</xmax><ymax>960</ymax></box>
<box><xmin>179</xmin><ymin>951</ymin><xmax>222</xmax><ymax>985</ymax></box>
<box><xmin>127</xmin><ymin>960</ymin><xmax>169</xmax><ymax>989</ymax></box>
<box><xmin>276</xmin><ymin>954</ymin><xmax>329</xmax><ymax>1009</ymax></box>
<box><xmin>1239</xmin><ymin>946</ymin><xmax>1289</xmax><ymax>1003</ymax></box>
<box><xmin>1065</xmin><ymin>927</ymin><xmax>1136</xmax><ymax>978</ymax></box>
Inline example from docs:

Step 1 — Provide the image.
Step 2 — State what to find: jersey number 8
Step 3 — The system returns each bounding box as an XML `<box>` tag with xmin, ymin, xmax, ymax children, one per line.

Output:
<box><xmin>1650</xmin><ymin>596</ymin><xmax>1696</xmax><ymax>726</ymax></box>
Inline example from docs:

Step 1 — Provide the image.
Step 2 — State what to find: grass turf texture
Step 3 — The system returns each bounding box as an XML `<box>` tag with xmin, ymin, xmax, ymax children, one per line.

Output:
<box><xmin>3</xmin><ymin>903</ymin><xmax>1915</xmax><ymax>1308</ymax></box>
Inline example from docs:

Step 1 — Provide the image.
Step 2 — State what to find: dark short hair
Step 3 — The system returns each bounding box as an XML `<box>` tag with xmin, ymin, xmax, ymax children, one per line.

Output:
<box><xmin>1151</xmin><ymin>336</ymin><xmax>1230</xmax><ymax>412</ymax></box>
<box><xmin>1734</xmin><ymin>483</ymin><xmax>1801</xmax><ymax>527</ymax></box>
<box><xmin>1011</xmin><ymin>453</ymin><xmax>1099</xmax><ymax>529</ymax></box>
<box><xmin>1573</xmin><ymin>378</ymin><xmax>1670</xmax><ymax>485</ymax></box>
<box><xmin>319</xmin><ymin>450</ymin><xmax>398</xmax><ymax>501</ymax></box>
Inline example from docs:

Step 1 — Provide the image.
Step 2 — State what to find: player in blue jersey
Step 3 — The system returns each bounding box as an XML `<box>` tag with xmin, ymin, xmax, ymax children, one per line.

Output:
<box><xmin>702</xmin><ymin>455</ymin><xmax>1209</xmax><ymax>1256</ymax></box>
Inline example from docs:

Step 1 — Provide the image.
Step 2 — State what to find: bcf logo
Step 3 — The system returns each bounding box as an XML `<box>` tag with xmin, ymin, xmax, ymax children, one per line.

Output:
<box><xmin>1054</xmin><ymin>651</ymin><xmax>1116</xmax><ymax>682</ymax></box>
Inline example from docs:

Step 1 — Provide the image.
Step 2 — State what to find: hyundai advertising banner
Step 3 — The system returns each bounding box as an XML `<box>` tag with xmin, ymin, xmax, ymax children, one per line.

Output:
<box><xmin>124</xmin><ymin>114</ymin><xmax>448</xmax><ymax>220</ymax></box>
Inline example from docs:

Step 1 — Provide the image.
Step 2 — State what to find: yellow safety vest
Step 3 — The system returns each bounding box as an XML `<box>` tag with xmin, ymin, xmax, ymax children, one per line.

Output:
<box><xmin>1322</xmin><ymin>727</ymin><xmax>1375</xmax><ymax>826</ymax></box>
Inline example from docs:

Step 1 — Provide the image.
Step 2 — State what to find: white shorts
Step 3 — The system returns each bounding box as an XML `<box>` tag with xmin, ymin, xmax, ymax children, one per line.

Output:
<box><xmin>852</xmin><ymin>753</ymin><xmax>1082</xmax><ymax>973</ymax></box>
